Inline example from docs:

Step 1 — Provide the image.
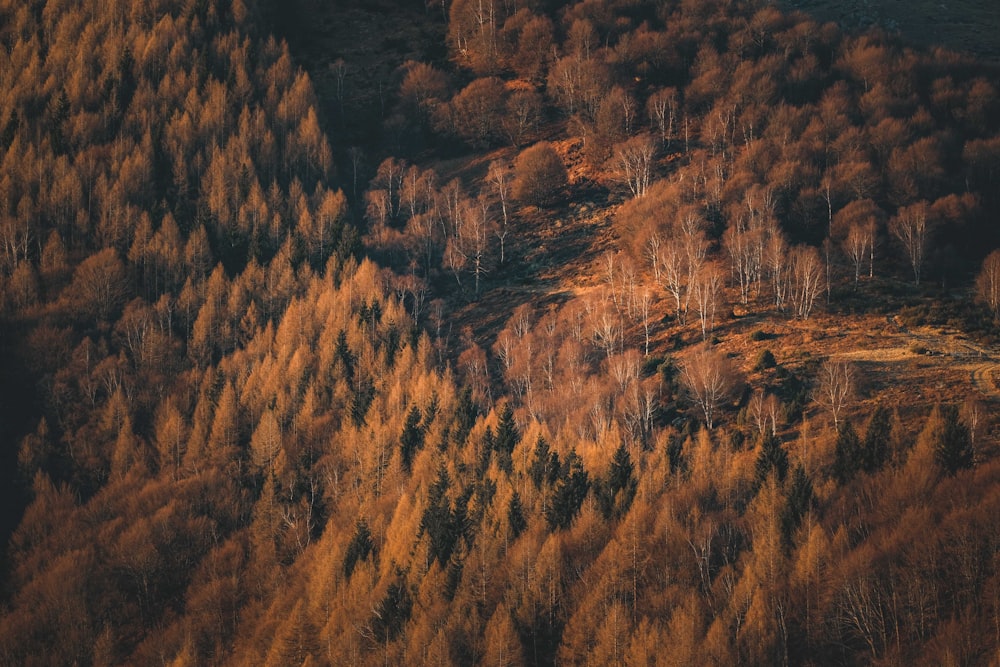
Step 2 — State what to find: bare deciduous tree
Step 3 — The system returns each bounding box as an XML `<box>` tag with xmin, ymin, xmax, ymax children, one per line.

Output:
<box><xmin>469</xmin><ymin>195</ymin><xmax>495</xmax><ymax>294</ymax></box>
<box><xmin>723</xmin><ymin>222</ymin><xmax>763</xmax><ymax>306</ymax></box>
<box><xmin>814</xmin><ymin>358</ymin><xmax>855</xmax><ymax>428</ymax></box>
<box><xmin>449</xmin><ymin>77</ymin><xmax>508</xmax><ymax>148</ymax></box>
<box><xmin>513</xmin><ymin>141</ymin><xmax>567</xmax><ymax>206</ymax></box>
<box><xmin>372</xmin><ymin>157</ymin><xmax>406</xmax><ymax>221</ymax></box>
<box><xmin>961</xmin><ymin>395</ymin><xmax>985</xmax><ymax>455</ymax></box>
<box><xmin>691</xmin><ymin>261</ymin><xmax>725</xmax><ymax>340</ymax></box>
<box><xmin>788</xmin><ymin>244</ymin><xmax>824</xmax><ymax>319</ymax></box>
<box><xmin>503</xmin><ymin>89</ymin><xmax>543</xmax><ymax>147</ymax></box>
<box><xmin>975</xmin><ymin>248</ymin><xmax>1000</xmax><ymax>318</ymax></box>
<box><xmin>647</xmin><ymin>87</ymin><xmax>678</xmax><ymax>147</ymax></box>
<box><xmin>68</xmin><ymin>248</ymin><xmax>129</xmax><ymax>320</ymax></box>
<box><xmin>658</xmin><ymin>236</ymin><xmax>688</xmax><ymax>322</ymax></box>
<box><xmin>765</xmin><ymin>228</ymin><xmax>788</xmax><ymax>311</ymax></box>
<box><xmin>890</xmin><ymin>201</ymin><xmax>930</xmax><ymax>285</ymax></box>
<box><xmin>844</xmin><ymin>222</ymin><xmax>874</xmax><ymax>286</ymax></box>
<box><xmin>638</xmin><ymin>289</ymin><xmax>653</xmax><ymax>356</ymax></box>
<box><xmin>487</xmin><ymin>160</ymin><xmax>512</xmax><ymax>264</ymax></box>
<box><xmin>680</xmin><ymin>344</ymin><xmax>738</xmax><ymax>429</ymax></box>
<box><xmin>614</xmin><ymin>134</ymin><xmax>656</xmax><ymax>199</ymax></box>
<box><xmin>749</xmin><ymin>389</ymin><xmax>783</xmax><ymax>438</ymax></box>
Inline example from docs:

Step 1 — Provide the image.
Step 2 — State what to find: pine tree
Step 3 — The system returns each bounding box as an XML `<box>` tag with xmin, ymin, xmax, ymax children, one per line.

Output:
<box><xmin>495</xmin><ymin>403</ymin><xmax>520</xmax><ymax>455</ymax></box>
<box><xmin>862</xmin><ymin>406</ymin><xmax>891</xmax><ymax>473</ymax></box>
<box><xmin>529</xmin><ymin>436</ymin><xmax>560</xmax><ymax>490</ymax></box>
<box><xmin>493</xmin><ymin>403</ymin><xmax>519</xmax><ymax>473</ymax></box>
<box><xmin>781</xmin><ymin>465</ymin><xmax>813</xmax><ymax>547</ymax></box>
<box><xmin>399</xmin><ymin>405</ymin><xmax>424</xmax><ymax>473</ymax></box>
<box><xmin>370</xmin><ymin>579</ymin><xmax>412</xmax><ymax>644</ymax></box>
<box><xmin>421</xmin><ymin>464</ymin><xmax>460</xmax><ymax>566</ymax></box>
<box><xmin>934</xmin><ymin>404</ymin><xmax>974</xmax><ymax>475</ymax></box>
<box><xmin>507</xmin><ymin>491</ymin><xmax>527</xmax><ymax>540</ymax></box>
<box><xmin>754</xmin><ymin>433</ymin><xmax>789</xmax><ymax>486</ymax></box>
<box><xmin>478</xmin><ymin>426</ymin><xmax>496</xmax><ymax>475</ymax></box>
<box><xmin>667</xmin><ymin>435</ymin><xmax>687</xmax><ymax>475</ymax></box>
<box><xmin>335</xmin><ymin>329</ymin><xmax>355</xmax><ymax>379</ymax></box>
<box><xmin>545</xmin><ymin>450</ymin><xmax>590</xmax><ymax>530</ymax></box>
<box><xmin>597</xmin><ymin>443</ymin><xmax>637</xmax><ymax>519</ymax></box>
<box><xmin>350</xmin><ymin>377</ymin><xmax>375</xmax><ymax>427</ymax></box>
<box><xmin>831</xmin><ymin>420</ymin><xmax>862</xmax><ymax>484</ymax></box>
<box><xmin>343</xmin><ymin>518</ymin><xmax>375</xmax><ymax>578</ymax></box>
<box><xmin>452</xmin><ymin>387</ymin><xmax>479</xmax><ymax>447</ymax></box>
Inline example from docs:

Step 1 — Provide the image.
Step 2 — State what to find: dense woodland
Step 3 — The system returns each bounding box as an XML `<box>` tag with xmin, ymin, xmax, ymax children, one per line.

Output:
<box><xmin>1</xmin><ymin>0</ymin><xmax>999</xmax><ymax>664</ymax></box>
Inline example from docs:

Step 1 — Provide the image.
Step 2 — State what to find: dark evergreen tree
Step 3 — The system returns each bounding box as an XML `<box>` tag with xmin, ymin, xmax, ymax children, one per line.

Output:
<box><xmin>424</xmin><ymin>392</ymin><xmax>439</xmax><ymax>427</ymax></box>
<box><xmin>667</xmin><ymin>436</ymin><xmax>687</xmax><ymax>475</ymax></box>
<box><xmin>781</xmin><ymin>465</ymin><xmax>814</xmax><ymax>547</ymax></box>
<box><xmin>495</xmin><ymin>402</ymin><xmax>520</xmax><ymax>455</ymax></box>
<box><xmin>597</xmin><ymin>443</ymin><xmax>637</xmax><ymax>519</ymax></box>
<box><xmin>755</xmin><ymin>433</ymin><xmax>789</xmax><ymax>485</ymax></box>
<box><xmin>383</xmin><ymin>324</ymin><xmax>402</xmax><ymax>368</ymax></box>
<box><xmin>935</xmin><ymin>404</ymin><xmax>974</xmax><ymax>475</ymax></box>
<box><xmin>507</xmin><ymin>491</ymin><xmax>527</xmax><ymax>540</ymax></box>
<box><xmin>444</xmin><ymin>555</ymin><xmax>464</xmax><ymax>602</ymax></box>
<box><xmin>862</xmin><ymin>405</ymin><xmax>892</xmax><ymax>473</ymax></box>
<box><xmin>421</xmin><ymin>464</ymin><xmax>459</xmax><ymax>566</ymax></box>
<box><xmin>350</xmin><ymin>377</ymin><xmax>376</xmax><ymax>427</ymax></box>
<box><xmin>529</xmin><ymin>436</ymin><xmax>560</xmax><ymax>489</ymax></box>
<box><xmin>399</xmin><ymin>405</ymin><xmax>424</xmax><ymax>472</ymax></box>
<box><xmin>545</xmin><ymin>450</ymin><xmax>590</xmax><ymax>530</ymax></box>
<box><xmin>452</xmin><ymin>387</ymin><xmax>478</xmax><ymax>447</ymax></box>
<box><xmin>343</xmin><ymin>518</ymin><xmax>375</xmax><ymax>578</ymax></box>
<box><xmin>452</xmin><ymin>486</ymin><xmax>474</xmax><ymax>546</ymax></box>
<box><xmin>831</xmin><ymin>420</ymin><xmax>862</xmax><ymax>484</ymax></box>
<box><xmin>472</xmin><ymin>478</ymin><xmax>497</xmax><ymax>526</ymax></box>
<box><xmin>335</xmin><ymin>329</ymin><xmax>355</xmax><ymax>378</ymax></box>
<box><xmin>478</xmin><ymin>425</ymin><xmax>495</xmax><ymax>475</ymax></box>
<box><xmin>370</xmin><ymin>579</ymin><xmax>412</xmax><ymax>643</ymax></box>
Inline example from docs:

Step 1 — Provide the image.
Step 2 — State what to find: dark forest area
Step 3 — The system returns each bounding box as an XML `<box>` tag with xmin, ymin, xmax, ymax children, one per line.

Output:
<box><xmin>1</xmin><ymin>0</ymin><xmax>1000</xmax><ymax>665</ymax></box>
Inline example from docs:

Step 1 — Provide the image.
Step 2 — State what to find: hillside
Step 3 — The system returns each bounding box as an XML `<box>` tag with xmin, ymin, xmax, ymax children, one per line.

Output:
<box><xmin>1</xmin><ymin>0</ymin><xmax>1000</xmax><ymax>665</ymax></box>
<box><xmin>783</xmin><ymin>0</ymin><xmax>1000</xmax><ymax>62</ymax></box>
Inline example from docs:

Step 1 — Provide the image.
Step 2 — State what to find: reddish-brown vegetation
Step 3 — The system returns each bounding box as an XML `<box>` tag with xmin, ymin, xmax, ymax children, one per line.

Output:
<box><xmin>0</xmin><ymin>0</ymin><xmax>999</xmax><ymax>664</ymax></box>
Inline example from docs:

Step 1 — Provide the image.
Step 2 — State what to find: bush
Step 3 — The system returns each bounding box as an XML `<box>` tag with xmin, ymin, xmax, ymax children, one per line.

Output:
<box><xmin>513</xmin><ymin>141</ymin><xmax>567</xmax><ymax>206</ymax></box>
<box><xmin>642</xmin><ymin>354</ymin><xmax>666</xmax><ymax>377</ymax></box>
<box><xmin>753</xmin><ymin>349</ymin><xmax>777</xmax><ymax>370</ymax></box>
<box><xmin>749</xmin><ymin>329</ymin><xmax>767</xmax><ymax>341</ymax></box>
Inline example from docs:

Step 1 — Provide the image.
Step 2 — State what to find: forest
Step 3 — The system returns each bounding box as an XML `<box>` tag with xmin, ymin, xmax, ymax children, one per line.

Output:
<box><xmin>0</xmin><ymin>0</ymin><xmax>999</xmax><ymax>664</ymax></box>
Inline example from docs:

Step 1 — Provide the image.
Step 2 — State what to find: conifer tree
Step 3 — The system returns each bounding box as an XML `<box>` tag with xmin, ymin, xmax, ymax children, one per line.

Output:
<box><xmin>529</xmin><ymin>436</ymin><xmax>560</xmax><ymax>490</ymax></box>
<box><xmin>507</xmin><ymin>492</ymin><xmax>527</xmax><ymax>540</ymax></box>
<box><xmin>597</xmin><ymin>443</ymin><xmax>637</xmax><ymax>519</ymax></box>
<box><xmin>781</xmin><ymin>465</ymin><xmax>813</xmax><ymax>546</ymax></box>
<box><xmin>421</xmin><ymin>464</ymin><xmax>460</xmax><ymax>566</ymax></box>
<box><xmin>832</xmin><ymin>420</ymin><xmax>863</xmax><ymax>484</ymax></box>
<box><xmin>755</xmin><ymin>433</ymin><xmax>789</xmax><ymax>486</ymax></box>
<box><xmin>494</xmin><ymin>403</ymin><xmax>519</xmax><ymax>473</ymax></box>
<box><xmin>862</xmin><ymin>406</ymin><xmax>892</xmax><ymax>473</ymax></box>
<box><xmin>399</xmin><ymin>405</ymin><xmax>424</xmax><ymax>473</ymax></box>
<box><xmin>343</xmin><ymin>518</ymin><xmax>375</xmax><ymax>578</ymax></box>
<box><xmin>545</xmin><ymin>450</ymin><xmax>590</xmax><ymax>530</ymax></box>
<box><xmin>934</xmin><ymin>405</ymin><xmax>974</xmax><ymax>475</ymax></box>
<box><xmin>494</xmin><ymin>403</ymin><xmax>520</xmax><ymax>455</ymax></box>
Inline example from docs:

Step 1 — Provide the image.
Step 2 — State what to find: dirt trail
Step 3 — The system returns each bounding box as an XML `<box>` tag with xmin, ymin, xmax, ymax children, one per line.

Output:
<box><xmin>829</xmin><ymin>317</ymin><xmax>1000</xmax><ymax>399</ymax></box>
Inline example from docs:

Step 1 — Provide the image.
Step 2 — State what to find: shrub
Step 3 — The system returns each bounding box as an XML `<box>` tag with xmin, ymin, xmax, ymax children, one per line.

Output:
<box><xmin>513</xmin><ymin>141</ymin><xmax>567</xmax><ymax>206</ymax></box>
<box><xmin>753</xmin><ymin>349</ymin><xmax>777</xmax><ymax>370</ymax></box>
<box><xmin>750</xmin><ymin>329</ymin><xmax>767</xmax><ymax>341</ymax></box>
